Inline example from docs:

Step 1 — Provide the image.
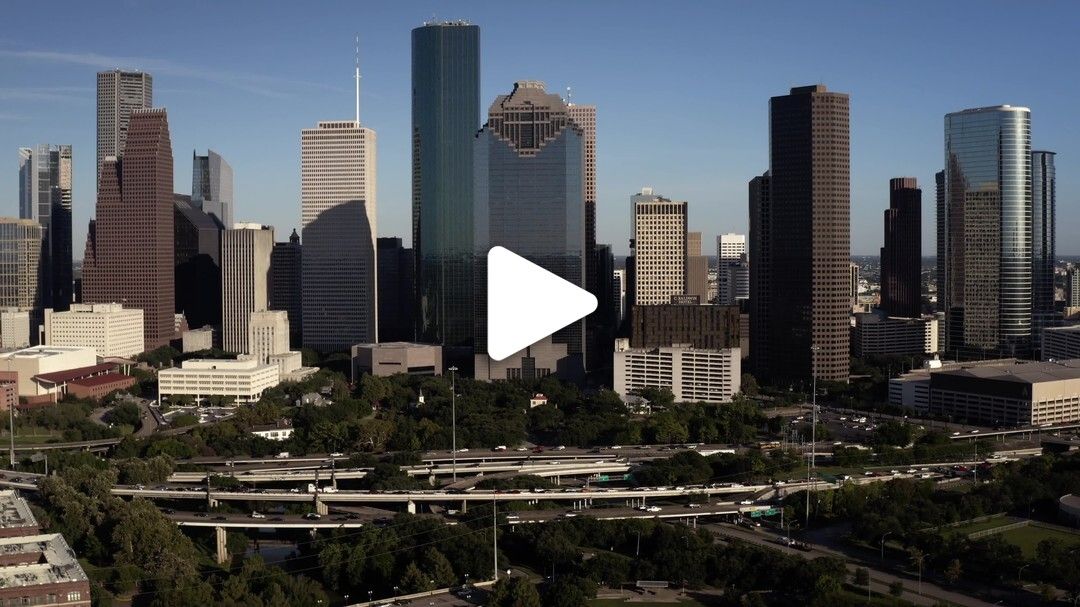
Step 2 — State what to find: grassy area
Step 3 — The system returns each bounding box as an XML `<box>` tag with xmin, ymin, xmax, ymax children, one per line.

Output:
<box><xmin>0</xmin><ymin>429</ymin><xmax>65</xmax><ymax>445</ymax></box>
<box><xmin>998</xmin><ymin>524</ymin><xmax>1080</xmax><ymax>558</ymax></box>
<box><xmin>590</xmin><ymin>599</ymin><xmax>705</xmax><ymax>607</ymax></box>
<box><xmin>947</xmin><ymin>516</ymin><xmax>1013</xmax><ymax>536</ymax></box>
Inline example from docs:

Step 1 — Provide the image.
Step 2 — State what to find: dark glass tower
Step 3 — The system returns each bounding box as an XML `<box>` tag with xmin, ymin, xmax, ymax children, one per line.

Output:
<box><xmin>377</xmin><ymin>237</ymin><xmax>416</xmax><ymax>343</ymax></box>
<box><xmin>473</xmin><ymin>81</ymin><xmax>585</xmax><ymax>379</ymax></box>
<box><xmin>174</xmin><ymin>194</ymin><xmax>222</xmax><ymax>331</ymax></box>
<box><xmin>412</xmin><ymin>22</ymin><xmax>480</xmax><ymax>352</ymax></box>
<box><xmin>935</xmin><ymin>170</ymin><xmax>946</xmax><ymax>312</ymax></box>
<box><xmin>762</xmin><ymin>85</ymin><xmax>850</xmax><ymax>383</ymax></box>
<box><xmin>880</xmin><ymin>177</ymin><xmax>922</xmax><ymax>318</ymax></box>
<box><xmin>1032</xmin><ymin>151</ymin><xmax>1056</xmax><ymax>349</ymax></box>
<box><xmin>269</xmin><ymin>229</ymin><xmax>302</xmax><ymax>347</ymax></box>
<box><xmin>748</xmin><ymin>172</ymin><xmax>771</xmax><ymax>377</ymax></box>
<box><xmin>943</xmin><ymin>106</ymin><xmax>1031</xmax><ymax>357</ymax></box>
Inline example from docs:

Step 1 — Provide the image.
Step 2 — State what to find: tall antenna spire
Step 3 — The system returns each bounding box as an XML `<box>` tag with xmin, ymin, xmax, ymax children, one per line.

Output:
<box><xmin>354</xmin><ymin>34</ymin><xmax>361</xmax><ymax>125</ymax></box>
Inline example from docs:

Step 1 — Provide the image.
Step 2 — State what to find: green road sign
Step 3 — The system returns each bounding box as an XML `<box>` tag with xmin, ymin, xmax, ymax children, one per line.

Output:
<box><xmin>750</xmin><ymin>508</ymin><xmax>779</xmax><ymax>518</ymax></box>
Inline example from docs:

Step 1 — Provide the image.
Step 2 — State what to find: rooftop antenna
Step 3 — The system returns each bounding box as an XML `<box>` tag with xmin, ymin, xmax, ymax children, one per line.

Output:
<box><xmin>566</xmin><ymin>86</ymin><xmax>573</xmax><ymax>106</ymax></box>
<box><xmin>354</xmin><ymin>34</ymin><xmax>361</xmax><ymax>125</ymax></box>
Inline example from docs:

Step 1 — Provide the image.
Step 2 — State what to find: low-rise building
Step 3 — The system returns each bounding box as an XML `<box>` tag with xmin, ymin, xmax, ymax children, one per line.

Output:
<box><xmin>0</xmin><ymin>490</ymin><xmax>40</xmax><ymax>538</ymax></box>
<box><xmin>248</xmin><ymin>311</ymin><xmax>314</xmax><ymax>381</ymax></box>
<box><xmin>1043</xmin><ymin>325</ymin><xmax>1080</xmax><ymax>362</ymax></box>
<box><xmin>0</xmin><ymin>533</ymin><xmax>91</xmax><ymax>606</ymax></box>
<box><xmin>613</xmin><ymin>338</ymin><xmax>741</xmax><ymax>404</ymax></box>
<box><xmin>44</xmin><ymin>304</ymin><xmax>144</xmax><ymax>358</ymax></box>
<box><xmin>0</xmin><ymin>346</ymin><xmax>98</xmax><ymax>402</ymax></box>
<box><xmin>182</xmin><ymin>326</ymin><xmax>215</xmax><ymax>353</ymax></box>
<box><xmin>32</xmin><ymin>364</ymin><xmax>134</xmax><ymax>403</ymax></box>
<box><xmin>250</xmin><ymin>419</ymin><xmax>294</xmax><ymax>441</ymax></box>
<box><xmin>529</xmin><ymin>393</ymin><xmax>549</xmax><ymax>408</ymax></box>
<box><xmin>851</xmin><ymin>311</ymin><xmax>940</xmax><ymax>358</ymax></box>
<box><xmin>352</xmin><ymin>342</ymin><xmax>443</xmax><ymax>380</ymax></box>
<box><xmin>923</xmin><ymin>358</ymin><xmax>1080</xmax><ymax>426</ymax></box>
<box><xmin>158</xmin><ymin>357</ymin><xmax>279</xmax><ymax>404</ymax></box>
<box><xmin>888</xmin><ymin>357</ymin><xmax>1017</xmax><ymax>414</ymax></box>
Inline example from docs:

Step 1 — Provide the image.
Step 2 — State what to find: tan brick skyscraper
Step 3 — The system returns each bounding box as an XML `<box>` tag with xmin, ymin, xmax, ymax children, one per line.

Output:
<box><xmin>83</xmin><ymin>108</ymin><xmax>175</xmax><ymax>351</ymax></box>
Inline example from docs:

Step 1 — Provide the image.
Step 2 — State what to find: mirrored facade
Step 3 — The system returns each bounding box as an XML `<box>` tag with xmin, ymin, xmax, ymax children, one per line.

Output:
<box><xmin>1032</xmin><ymin>150</ymin><xmax>1056</xmax><ymax>349</ymax></box>
<box><xmin>412</xmin><ymin>22</ymin><xmax>480</xmax><ymax>350</ymax></box>
<box><xmin>943</xmin><ymin>105</ymin><xmax>1032</xmax><ymax>357</ymax></box>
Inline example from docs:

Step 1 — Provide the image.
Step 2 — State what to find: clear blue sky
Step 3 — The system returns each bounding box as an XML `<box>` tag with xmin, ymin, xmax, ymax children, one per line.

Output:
<box><xmin>2</xmin><ymin>0</ymin><xmax>1078</xmax><ymax>256</ymax></box>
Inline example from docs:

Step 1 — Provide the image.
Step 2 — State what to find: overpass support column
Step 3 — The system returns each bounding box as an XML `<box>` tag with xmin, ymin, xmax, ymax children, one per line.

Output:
<box><xmin>461</xmin><ymin>500</ymin><xmax>467</xmax><ymax>513</ymax></box>
<box><xmin>407</xmin><ymin>500</ymin><xmax>416</xmax><ymax>514</ymax></box>
<box><xmin>554</xmin><ymin>475</ymin><xmax>560</xmax><ymax>486</ymax></box>
<box><xmin>214</xmin><ymin>526</ymin><xmax>228</xmax><ymax>564</ymax></box>
<box><xmin>207</xmin><ymin>497</ymin><xmax>219</xmax><ymax>509</ymax></box>
<box><xmin>314</xmin><ymin>497</ymin><xmax>328</xmax><ymax>516</ymax></box>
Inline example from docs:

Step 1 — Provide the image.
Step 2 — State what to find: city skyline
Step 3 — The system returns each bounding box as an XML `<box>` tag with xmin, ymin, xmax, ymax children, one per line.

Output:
<box><xmin>3</xmin><ymin>1</ymin><xmax>1079</xmax><ymax>257</ymax></box>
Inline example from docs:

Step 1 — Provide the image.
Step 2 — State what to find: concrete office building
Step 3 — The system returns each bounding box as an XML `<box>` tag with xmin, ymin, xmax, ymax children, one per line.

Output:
<box><xmin>851</xmin><ymin>311</ymin><xmax>940</xmax><ymax>358</ymax></box>
<box><xmin>717</xmin><ymin>233</ymin><xmax>747</xmax><ymax>261</ymax></box>
<box><xmin>351</xmin><ymin>341</ymin><xmax>443</xmax><ymax>379</ymax></box>
<box><xmin>44</xmin><ymin>303</ymin><xmax>144</xmax><ymax>358</ymax></box>
<box><xmin>630</xmin><ymin>304</ymin><xmax>740</xmax><ymax>350</ymax></box>
<box><xmin>412</xmin><ymin>21</ymin><xmax>480</xmax><ymax>351</ymax></box>
<box><xmin>174</xmin><ymin>195</ymin><xmax>223</xmax><ymax>331</ymax></box>
<box><xmin>248</xmin><ymin>310</ymin><xmax>303</xmax><ymax>377</ymax></box>
<box><xmin>753</xmin><ymin>85</ymin><xmax>850</xmax><ymax>383</ymax></box>
<box><xmin>18</xmin><ymin>144</ymin><xmax>73</xmax><ymax>312</ymax></box>
<box><xmin>880</xmin><ymin>178</ymin><xmax>922</xmax><ymax>318</ymax></box>
<box><xmin>473</xmin><ymin>81</ymin><xmax>585</xmax><ymax>378</ymax></box>
<box><xmin>632</xmin><ymin>189</ymin><xmax>687</xmax><ymax>305</ymax></box>
<box><xmin>1043</xmin><ymin>325</ymin><xmax>1080</xmax><ymax>362</ymax></box>
<box><xmin>943</xmin><ymin>105</ymin><xmax>1032</xmax><ymax>358</ymax></box>
<box><xmin>929</xmin><ymin>359</ymin><xmax>1080</xmax><ymax>426</ymax></box>
<box><xmin>614</xmin><ymin>339</ymin><xmax>741</xmax><ymax>404</ymax></box>
<box><xmin>0</xmin><ymin>309</ymin><xmax>30</xmax><ymax>349</ymax></box>
<box><xmin>158</xmin><ymin>357</ymin><xmax>279</xmax><ymax>404</ymax></box>
<box><xmin>0</xmin><ymin>490</ymin><xmax>40</xmax><ymax>537</ymax></box>
<box><xmin>685</xmin><ymin>232</ymin><xmax>709</xmax><ymax>303</ymax></box>
<box><xmin>475</xmin><ymin>335</ymin><xmax>571</xmax><ymax>382</ymax></box>
<box><xmin>269</xmin><ymin>229</ymin><xmax>302</xmax><ymax>347</ymax></box>
<box><xmin>0</xmin><ymin>219</ymin><xmax>43</xmax><ymax>321</ymax></box>
<box><xmin>850</xmin><ymin>263</ymin><xmax>861</xmax><ymax>309</ymax></box>
<box><xmin>221</xmin><ymin>224</ymin><xmax>273</xmax><ymax>354</ymax></box>
<box><xmin>613</xmin><ymin>269</ymin><xmax>626</xmax><ymax>324</ymax></box>
<box><xmin>301</xmin><ymin>117</ymin><xmax>377</xmax><ymax>351</ymax></box>
<box><xmin>182</xmin><ymin>326</ymin><xmax>214</xmax><ymax>353</ymax></box>
<box><xmin>1032</xmin><ymin>151</ymin><xmax>1056</xmax><ymax>348</ymax></box>
<box><xmin>96</xmin><ymin>70</ymin><xmax>152</xmax><ymax>191</ymax></box>
<box><xmin>568</xmin><ymin>101</ymin><xmax>606</xmax><ymax>372</ymax></box>
<box><xmin>192</xmin><ymin>149</ymin><xmax>234</xmax><ymax>229</ymax></box>
<box><xmin>377</xmin><ymin>237</ymin><xmax>415</xmax><ymax>342</ymax></box>
<box><xmin>1068</xmin><ymin>268</ymin><xmax>1080</xmax><ymax>308</ymax></box>
<box><xmin>888</xmin><ymin>357</ymin><xmax>1016</xmax><ymax>413</ymax></box>
<box><xmin>83</xmin><ymin>109</ymin><xmax>175</xmax><ymax>351</ymax></box>
<box><xmin>0</xmin><ymin>533</ymin><xmax>90</xmax><ymax>606</ymax></box>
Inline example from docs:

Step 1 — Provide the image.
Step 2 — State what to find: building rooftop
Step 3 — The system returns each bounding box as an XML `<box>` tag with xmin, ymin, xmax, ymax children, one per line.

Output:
<box><xmin>34</xmin><ymin>363</ymin><xmax>119</xmax><ymax>386</ymax></box>
<box><xmin>68</xmin><ymin>373</ymin><xmax>133</xmax><ymax>389</ymax></box>
<box><xmin>0</xmin><ymin>491</ymin><xmax>38</xmax><ymax>532</ymax></box>
<box><xmin>354</xmin><ymin>342</ymin><xmax>440</xmax><ymax>350</ymax></box>
<box><xmin>0</xmin><ymin>346</ymin><xmax>93</xmax><ymax>360</ymax></box>
<box><xmin>0</xmin><ymin>533</ymin><xmax>89</xmax><ymax>589</ymax></box>
<box><xmin>937</xmin><ymin>359</ymin><xmax>1080</xmax><ymax>384</ymax></box>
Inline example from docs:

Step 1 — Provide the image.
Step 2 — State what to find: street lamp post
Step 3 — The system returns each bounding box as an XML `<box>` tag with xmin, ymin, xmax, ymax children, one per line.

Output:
<box><xmin>880</xmin><ymin>532</ymin><xmax>892</xmax><ymax>563</ymax></box>
<box><xmin>806</xmin><ymin>345</ymin><xmax>820</xmax><ymax>528</ymax></box>
<box><xmin>449</xmin><ymin>366</ymin><xmax>458</xmax><ymax>483</ymax></box>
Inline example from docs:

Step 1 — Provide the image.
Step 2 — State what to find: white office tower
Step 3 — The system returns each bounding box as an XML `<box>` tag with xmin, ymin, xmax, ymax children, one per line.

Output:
<box><xmin>632</xmin><ymin>188</ymin><xmax>687</xmax><ymax>305</ymax></box>
<box><xmin>96</xmin><ymin>70</ymin><xmax>152</xmax><ymax>189</ymax></box>
<box><xmin>248</xmin><ymin>310</ymin><xmax>301</xmax><ymax>375</ymax></box>
<box><xmin>717</xmin><ymin>233</ymin><xmax>747</xmax><ymax>260</ymax></box>
<box><xmin>613</xmin><ymin>338</ymin><xmax>741</xmax><ymax>404</ymax></box>
<box><xmin>301</xmin><ymin>62</ymin><xmax>377</xmax><ymax>351</ymax></box>
<box><xmin>44</xmin><ymin>303</ymin><xmax>145</xmax><ymax>358</ymax></box>
<box><xmin>222</xmin><ymin>224</ymin><xmax>274</xmax><ymax>355</ymax></box>
<box><xmin>0</xmin><ymin>309</ymin><xmax>30</xmax><ymax>349</ymax></box>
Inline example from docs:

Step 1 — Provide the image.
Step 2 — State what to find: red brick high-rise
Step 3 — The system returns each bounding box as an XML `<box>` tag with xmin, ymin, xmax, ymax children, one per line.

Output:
<box><xmin>83</xmin><ymin>108</ymin><xmax>175</xmax><ymax>351</ymax></box>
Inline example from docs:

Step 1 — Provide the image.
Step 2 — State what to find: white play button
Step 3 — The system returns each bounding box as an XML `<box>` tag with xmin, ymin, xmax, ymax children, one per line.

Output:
<box><xmin>486</xmin><ymin>246</ymin><xmax>597</xmax><ymax>361</ymax></box>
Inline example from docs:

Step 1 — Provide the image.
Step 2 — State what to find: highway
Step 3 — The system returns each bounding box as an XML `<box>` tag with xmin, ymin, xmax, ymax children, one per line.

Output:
<box><xmin>168</xmin><ymin>511</ymin><xmax>369</xmax><ymax>529</ymax></box>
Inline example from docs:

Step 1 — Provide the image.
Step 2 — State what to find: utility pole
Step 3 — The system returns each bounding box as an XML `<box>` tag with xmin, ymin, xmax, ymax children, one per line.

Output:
<box><xmin>492</xmin><ymin>491</ymin><xmax>498</xmax><ymax>582</ymax></box>
<box><xmin>450</xmin><ymin>366</ymin><xmax>458</xmax><ymax>483</ymax></box>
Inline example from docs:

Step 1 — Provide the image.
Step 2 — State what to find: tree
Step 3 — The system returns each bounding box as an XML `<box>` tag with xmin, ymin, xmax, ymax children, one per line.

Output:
<box><xmin>741</xmin><ymin>373</ymin><xmax>760</xmax><ymax>396</ymax></box>
<box><xmin>944</xmin><ymin>558</ymin><xmax>962</xmax><ymax>584</ymax></box>
<box><xmin>422</xmin><ymin>547</ymin><xmax>457</xmax><ymax>588</ymax></box>
<box><xmin>490</xmin><ymin>576</ymin><xmax>541</xmax><ymax>607</ymax></box>
<box><xmin>852</xmin><ymin>567</ymin><xmax>869</xmax><ymax>586</ymax></box>
<box><xmin>888</xmin><ymin>580</ymin><xmax>904</xmax><ymax>597</ymax></box>
<box><xmin>399</xmin><ymin>562</ymin><xmax>433</xmax><ymax>593</ymax></box>
<box><xmin>542</xmin><ymin>576</ymin><xmax>596</xmax><ymax>607</ymax></box>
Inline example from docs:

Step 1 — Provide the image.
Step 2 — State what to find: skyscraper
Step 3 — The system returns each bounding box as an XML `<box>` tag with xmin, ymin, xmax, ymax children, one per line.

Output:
<box><xmin>632</xmin><ymin>189</ymin><xmax>687</xmax><ymax>306</ymax></box>
<box><xmin>96</xmin><ymin>70</ymin><xmax>152</xmax><ymax>191</ymax></box>
<box><xmin>685</xmin><ymin>231</ymin><xmax>709</xmax><ymax>303</ymax></box>
<box><xmin>943</xmin><ymin>105</ymin><xmax>1032</xmax><ymax>357</ymax></box>
<box><xmin>473</xmin><ymin>81</ymin><xmax>585</xmax><ymax>380</ymax></box>
<box><xmin>269</xmin><ymin>230</ymin><xmax>302</xmax><ymax>347</ymax></box>
<box><xmin>935</xmin><ymin>170</ymin><xmax>946</xmax><ymax>312</ymax></box>
<box><xmin>717</xmin><ymin>233</ymin><xmax>747</xmax><ymax>260</ymax></box>
<box><xmin>17</xmin><ymin>144</ymin><xmax>73</xmax><ymax>312</ymax></box>
<box><xmin>412</xmin><ymin>22</ymin><xmax>480</xmax><ymax>352</ymax></box>
<box><xmin>301</xmin><ymin>63</ymin><xmax>377</xmax><ymax>351</ymax></box>
<box><xmin>174</xmin><ymin>195</ymin><xmax>222</xmax><ymax>331</ymax></box>
<box><xmin>192</xmin><ymin>149</ymin><xmax>234</xmax><ymax>229</ymax></box>
<box><xmin>567</xmin><ymin>101</ymin><xmax>603</xmax><ymax>372</ymax></box>
<box><xmin>1032</xmin><ymin>151</ymin><xmax>1056</xmax><ymax>348</ymax></box>
<box><xmin>0</xmin><ymin>219</ymin><xmax>43</xmax><ymax>313</ymax></box>
<box><xmin>880</xmin><ymin>177</ymin><xmax>922</xmax><ymax>318</ymax></box>
<box><xmin>221</xmin><ymin>224</ymin><xmax>273</xmax><ymax>355</ymax></box>
<box><xmin>82</xmin><ymin>108</ymin><xmax>174</xmax><ymax>351</ymax></box>
<box><xmin>377</xmin><ymin>237</ymin><xmax>415</xmax><ymax>343</ymax></box>
<box><xmin>748</xmin><ymin>173</ymin><xmax>771</xmax><ymax>377</ymax></box>
<box><xmin>760</xmin><ymin>85</ymin><xmax>850</xmax><ymax>383</ymax></box>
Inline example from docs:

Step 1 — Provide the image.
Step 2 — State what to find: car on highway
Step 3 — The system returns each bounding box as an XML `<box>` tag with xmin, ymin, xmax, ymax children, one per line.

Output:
<box><xmin>493</xmin><ymin>445</ymin><xmax>507</xmax><ymax>451</ymax></box>
<box><xmin>457</xmin><ymin>448</ymin><xmax>469</xmax><ymax>453</ymax></box>
<box><xmin>515</xmin><ymin>447</ymin><xmax>528</xmax><ymax>451</ymax></box>
<box><xmin>686</xmin><ymin>503</ymin><xmax>702</xmax><ymax>509</ymax></box>
<box><xmin>195</xmin><ymin>512</ymin><xmax>209</xmax><ymax>518</ymax></box>
<box><xmin>554</xmin><ymin>445</ymin><xmax>566</xmax><ymax>450</ymax></box>
<box><xmin>562</xmin><ymin>512</ymin><xmax>577</xmax><ymax>518</ymax></box>
<box><xmin>250</xmin><ymin>511</ymin><xmax>266</xmax><ymax>519</ymax></box>
<box><xmin>739</xmin><ymin>500</ymin><xmax>753</xmax><ymax>505</ymax></box>
<box><xmin>646</xmin><ymin>506</ymin><xmax>662</xmax><ymax>513</ymax></box>
<box><xmin>303</xmin><ymin>513</ymin><xmax>321</xmax><ymax>520</ymax></box>
<box><xmin>329</xmin><ymin>452</ymin><xmax>344</xmax><ymax>457</ymax></box>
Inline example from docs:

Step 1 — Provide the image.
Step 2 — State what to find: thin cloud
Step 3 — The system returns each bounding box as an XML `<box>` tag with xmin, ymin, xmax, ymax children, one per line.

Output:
<box><xmin>0</xmin><ymin>86</ymin><xmax>92</xmax><ymax>103</ymax></box>
<box><xmin>1</xmin><ymin>50</ymin><xmax>343</xmax><ymax>99</ymax></box>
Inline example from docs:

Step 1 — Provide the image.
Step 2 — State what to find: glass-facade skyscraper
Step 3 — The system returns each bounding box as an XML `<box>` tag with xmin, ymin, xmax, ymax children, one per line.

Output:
<box><xmin>1032</xmin><ymin>150</ymin><xmax>1056</xmax><ymax>350</ymax></box>
<box><xmin>192</xmin><ymin>149</ymin><xmax>234</xmax><ymax>229</ymax></box>
<box><xmin>943</xmin><ymin>105</ymin><xmax>1032</xmax><ymax>357</ymax></box>
<box><xmin>412</xmin><ymin>22</ymin><xmax>480</xmax><ymax>352</ymax></box>
<box><xmin>18</xmin><ymin>144</ymin><xmax>73</xmax><ymax>313</ymax></box>
<box><xmin>473</xmin><ymin>81</ymin><xmax>585</xmax><ymax>380</ymax></box>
